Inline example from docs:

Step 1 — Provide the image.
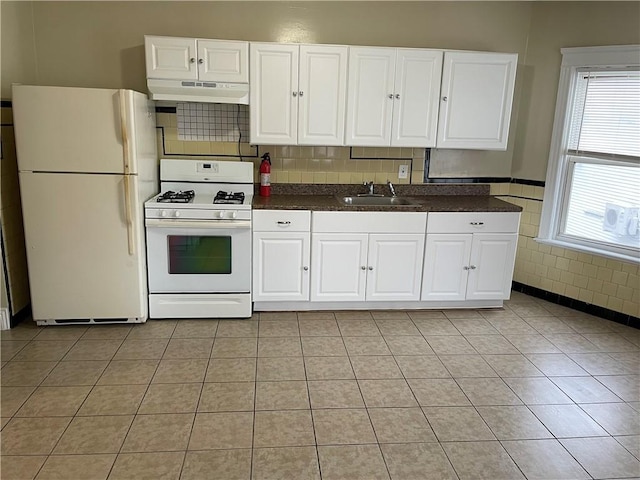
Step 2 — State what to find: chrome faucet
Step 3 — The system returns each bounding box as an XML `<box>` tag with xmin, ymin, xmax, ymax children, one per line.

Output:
<box><xmin>363</xmin><ymin>181</ymin><xmax>375</xmax><ymax>195</ymax></box>
<box><xmin>387</xmin><ymin>180</ymin><xmax>396</xmax><ymax>197</ymax></box>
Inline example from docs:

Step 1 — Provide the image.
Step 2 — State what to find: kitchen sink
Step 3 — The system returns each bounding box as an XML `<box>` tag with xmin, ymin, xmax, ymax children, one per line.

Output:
<box><xmin>336</xmin><ymin>195</ymin><xmax>420</xmax><ymax>207</ymax></box>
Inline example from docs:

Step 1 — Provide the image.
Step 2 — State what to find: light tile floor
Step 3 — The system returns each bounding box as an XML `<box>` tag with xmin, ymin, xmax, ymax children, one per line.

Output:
<box><xmin>1</xmin><ymin>292</ymin><xmax>639</xmax><ymax>479</ymax></box>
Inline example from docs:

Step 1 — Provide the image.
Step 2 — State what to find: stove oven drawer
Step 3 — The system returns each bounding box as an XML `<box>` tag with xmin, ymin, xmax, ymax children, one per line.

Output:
<box><xmin>253</xmin><ymin>210</ymin><xmax>311</xmax><ymax>232</ymax></box>
<box><xmin>146</xmin><ymin>221</ymin><xmax>251</xmax><ymax>293</ymax></box>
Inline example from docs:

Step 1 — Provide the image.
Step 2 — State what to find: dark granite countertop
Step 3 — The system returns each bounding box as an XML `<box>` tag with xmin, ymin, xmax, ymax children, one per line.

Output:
<box><xmin>252</xmin><ymin>184</ymin><xmax>522</xmax><ymax>213</ymax></box>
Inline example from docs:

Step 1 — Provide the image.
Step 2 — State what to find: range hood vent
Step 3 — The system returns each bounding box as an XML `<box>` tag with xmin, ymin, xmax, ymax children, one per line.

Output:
<box><xmin>147</xmin><ymin>78</ymin><xmax>249</xmax><ymax>105</ymax></box>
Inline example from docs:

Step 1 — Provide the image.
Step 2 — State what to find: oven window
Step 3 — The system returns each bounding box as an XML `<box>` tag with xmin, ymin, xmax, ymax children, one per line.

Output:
<box><xmin>167</xmin><ymin>235</ymin><xmax>232</xmax><ymax>274</ymax></box>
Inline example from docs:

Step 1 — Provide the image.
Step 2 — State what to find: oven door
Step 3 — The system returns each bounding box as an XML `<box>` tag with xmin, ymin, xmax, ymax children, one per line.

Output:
<box><xmin>146</xmin><ymin>218</ymin><xmax>251</xmax><ymax>293</ymax></box>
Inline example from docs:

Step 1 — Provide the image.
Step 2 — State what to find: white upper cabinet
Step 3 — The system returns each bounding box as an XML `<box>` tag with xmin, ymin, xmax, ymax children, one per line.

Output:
<box><xmin>436</xmin><ymin>51</ymin><xmax>518</xmax><ymax>150</ymax></box>
<box><xmin>298</xmin><ymin>45</ymin><xmax>348</xmax><ymax>146</ymax></box>
<box><xmin>250</xmin><ymin>43</ymin><xmax>299</xmax><ymax>144</ymax></box>
<box><xmin>145</xmin><ymin>36</ymin><xmax>248</xmax><ymax>83</ymax></box>
<box><xmin>392</xmin><ymin>49</ymin><xmax>443</xmax><ymax>147</ymax></box>
<box><xmin>345</xmin><ymin>47</ymin><xmax>396</xmax><ymax>146</ymax></box>
<box><xmin>145</xmin><ymin>36</ymin><xmax>197</xmax><ymax>80</ymax></box>
<box><xmin>345</xmin><ymin>47</ymin><xmax>443</xmax><ymax>147</ymax></box>
<box><xmin>250</xmin><ymin>43</ymin><xmax>348</xmax><ymax>146</ymax></box>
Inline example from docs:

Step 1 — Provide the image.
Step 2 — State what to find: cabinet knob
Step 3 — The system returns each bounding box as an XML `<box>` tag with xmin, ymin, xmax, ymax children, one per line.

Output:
<box><xmin>368</xmin><ymin>266</ymin><xmax>374</xmax><ymax>271</ymax></box>
<box><xmin>292</xmin><ymin>91</ymin><xmax>298</xmax><ymax>97</ymax></box>
<box><xmin>395</xmin><ymin>94</ymin><xmax>400</xmax><ymax>99</ymax></box>
<box><xmin>388</xmin><ymin>94</ymin><xmax>393</xmax><ymax>99</ymax></box>
<box><xmin>361</xmin><ymin>266</ymin><xmax>366</xmax><ymax>270</ymax></box>
<box><xmin>190</xmin><ymin>58</ymin><xmax>195</xmax><ymax>63</ymax></box>
<box><xmin>469</xmin><ymin>265</ymin><xmax>477</xmax><ymax>270</ymax></box>
<box><xmin>299</xmin><ymin>91</ymin><xmax>304</xmax><ymax>97</ymax></box>
<box><xmin>198</xmin><ymin>58</ymin><xmax>204</xmax><ymax>64</ymax></box>
<box><xmin>303</xmin><ymin>266</ymin><xmax>309</xmax><ymax>271</ymax></box>
<box><xmin>463</xmin><ymin>266</ymin><xmax>470</xmax><ymax>271</ymax></box>
<box><xmin>442</xmin><ymin>96</ymin><xmax>448</xmax><ymax>101</ymax></box>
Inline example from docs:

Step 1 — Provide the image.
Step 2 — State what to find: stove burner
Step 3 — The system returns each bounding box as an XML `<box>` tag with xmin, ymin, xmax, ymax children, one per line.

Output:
<box><xmin>214</xmin><ymin>191</ymin><xmax>245</xmax><ymax>205</ymax></box>
<box><xmin>156</xmin><ymin>190</ymin><xmax>195</xmax><ymax>203</ymax></box>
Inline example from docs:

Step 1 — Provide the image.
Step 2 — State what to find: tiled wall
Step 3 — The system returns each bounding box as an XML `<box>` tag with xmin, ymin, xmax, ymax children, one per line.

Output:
<box><xmin>491</xmin><ymin>183</ymin><xmax>640</xmax><ymax>318</ymax></box>
<box><xmin>156</xmin><ymin>110</ymin><xmax>422</xmax><ymax>185</ymax></box>
<box><xmin>0</xmin><ymin>105</ymin><xmax>30</xmax><ymax>315</ymax></box>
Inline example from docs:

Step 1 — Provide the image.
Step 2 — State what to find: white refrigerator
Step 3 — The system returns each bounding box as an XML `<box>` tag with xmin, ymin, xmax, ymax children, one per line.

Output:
<box><xmin>12</xmin><ymin>85</ymin><xmax>158</xmax><ymax>325</ymax></box>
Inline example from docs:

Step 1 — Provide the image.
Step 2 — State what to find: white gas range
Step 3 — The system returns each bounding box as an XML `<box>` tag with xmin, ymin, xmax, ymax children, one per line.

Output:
<box><xmin>144</xmin><ymin>159</ymin><xmax>254</xmax><ymax>319</ymax></box>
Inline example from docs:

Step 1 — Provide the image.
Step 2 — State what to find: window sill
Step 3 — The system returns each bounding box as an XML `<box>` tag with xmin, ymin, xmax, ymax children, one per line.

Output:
<box><xmin>535</xmin><ymin>237</ymin><xmax>640</xmax><ymax>265</ymax></box>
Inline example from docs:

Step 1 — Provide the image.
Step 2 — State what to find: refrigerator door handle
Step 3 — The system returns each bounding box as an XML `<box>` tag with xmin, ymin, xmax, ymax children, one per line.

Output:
<box><xmin>124</xmin><ymin>175</ymin><xmax>135</xmax><ymax>255</ymax></box>
<box><xmin>119</xmin><ymin>89</ymin><xmax>131</xmax><ymax>174</ymax></box>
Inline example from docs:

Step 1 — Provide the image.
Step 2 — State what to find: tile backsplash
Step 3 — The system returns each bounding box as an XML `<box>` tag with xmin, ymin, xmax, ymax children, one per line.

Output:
<box><xmin>176</xmin><ymin>103</ymin><xmax>249</xmax><ymax>142</ymax></box>
<box><xmin>156</xmin><ymin>109</ymin><xmax>422</xmax><ymax>184</ymax></box>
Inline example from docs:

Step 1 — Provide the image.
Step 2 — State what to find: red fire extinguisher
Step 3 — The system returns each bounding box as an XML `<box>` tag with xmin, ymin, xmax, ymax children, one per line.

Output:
<box><xmin>260</xmin><ymin>152</ymin><xmax>271</xmax><ymax>197</ymax></box>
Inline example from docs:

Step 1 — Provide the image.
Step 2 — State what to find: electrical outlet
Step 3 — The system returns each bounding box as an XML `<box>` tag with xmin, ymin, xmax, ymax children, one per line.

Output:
<box><xmin>398</xmin><ymin>165</ymin><xmax>409</xmax><ymax>179</ymax></box>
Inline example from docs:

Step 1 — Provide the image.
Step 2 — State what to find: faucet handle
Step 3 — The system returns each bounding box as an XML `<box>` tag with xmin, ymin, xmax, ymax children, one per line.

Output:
<box><xmin>387</xmin><ymin>180</ymin><xmax>397</xmax><ymax>197</ymax></box>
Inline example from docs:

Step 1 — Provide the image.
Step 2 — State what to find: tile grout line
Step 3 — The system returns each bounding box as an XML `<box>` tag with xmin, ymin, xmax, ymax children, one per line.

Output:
<box><xmin>297</xmin><ymin>312</ymin><xmax>324</xmax><ymax>480</ymax></box>
<box><xmin>25</xmin><ymin>326</ymin><xmax>113</xmax><ymax>478</ymax></box>
<box><xmin>178</xmin><ymin>319</ymin><xmax>219</xmax><ymax>480</ymax></box>
<box><xmin>104</xmin><ymin>320</ymin><xmax>175</xmax><ymax>478</ymax></box>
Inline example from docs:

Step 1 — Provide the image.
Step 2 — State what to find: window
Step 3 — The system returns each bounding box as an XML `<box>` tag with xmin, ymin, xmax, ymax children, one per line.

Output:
<box><xmin>539</xmin><ymin>46</ymin><xmax>640</xmax><ymax>263</ymax></box>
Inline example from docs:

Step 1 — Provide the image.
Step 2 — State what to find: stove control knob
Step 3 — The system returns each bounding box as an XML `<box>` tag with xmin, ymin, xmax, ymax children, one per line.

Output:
<box><xmin>229</xmin><ymin>211</ymin><xmax>237</xmax><ymax>219</ymax></box>
<box><xmin>174</xmin><ymin>211</ymin><xmax>181</xmax><ymax>218</ymax></box>
<box><xmin>161</xmin><ymin>210</ymin><xmax>168</xmax><ymax>218</ymax></box>
<box><xmin>217</xmin><ymin>211</ymin><xmax>224</xmax><ymax>219</ymax></box>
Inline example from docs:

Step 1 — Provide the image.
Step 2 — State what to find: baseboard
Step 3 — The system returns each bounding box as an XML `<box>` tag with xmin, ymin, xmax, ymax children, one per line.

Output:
<box><xmin>1</xmin><ymin>307</ymin><xmax>10</xmax><ymax>330</ymax></box>
<box><xmin>512</xmin><ymin>281</ymin><xmax>639</xmax><ymax>329</ymax></box>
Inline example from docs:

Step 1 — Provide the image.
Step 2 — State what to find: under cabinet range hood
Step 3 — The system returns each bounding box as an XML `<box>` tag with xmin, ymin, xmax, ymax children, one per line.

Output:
<box><xmin>147</xmin><ymin>78</ymin><xmax>249</xmax><ymax>105</ymax></box>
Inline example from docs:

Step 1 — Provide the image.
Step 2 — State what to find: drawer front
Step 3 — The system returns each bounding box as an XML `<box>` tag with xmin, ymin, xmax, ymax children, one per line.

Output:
<box><xmin>253</xmin><ymin>210</ymin><xmax>311</xmax><ymax>232</ymax></box>
<box><xmin>313</xmin><ymin>211</ymin><xmax>427</xmax><ymax>234</ymax></box>
<box><xmin>427</xmin><ymin>212</ymin><xmax>520</xmax><ymax>234</ymax></box>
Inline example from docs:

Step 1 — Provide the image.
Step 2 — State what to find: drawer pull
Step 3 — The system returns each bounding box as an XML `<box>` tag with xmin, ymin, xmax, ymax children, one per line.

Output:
<box><xmin>277</xmin><ymin>221</ymin><xmax>292</xmax><ymax>225</ymax></box>
<box><xmin>469</xmin><ymin>222</ymin><xmax>485</xmax><ymax>226</ymax></box>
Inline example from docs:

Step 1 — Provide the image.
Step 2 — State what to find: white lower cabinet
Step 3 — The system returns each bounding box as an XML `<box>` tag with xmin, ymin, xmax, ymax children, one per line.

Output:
<box><xmin>252</xmin><ymin>210</ymin><xmax>311</xmax><ymax>302</ymax></box>
<box><xmin>366</xmin><ymin>234</ymin><xmax>426</xmax><ymax>301</ymax></box>
<box><xmin>421</xmin><ymin>234</ymin><xmax>472</xmax><ymax>301</ymax></box>
<box><xmin>311</xmin><ymin>233</ymin><xmax>368</xmax><ymax>301</ymax></box>
<box><xmin>421</xmin><ymin>212</ymin><xmax>520</xmax><ymax>301</ymax></box>
<box><xmin>253</xmin><ymin>209</ymin><xmax>520</xmax><ymax>309</ymax></box>
<box><xmin>311</xmin><ymin>212</ymin><xmax>427</xmax><ymax>302</ymax></box>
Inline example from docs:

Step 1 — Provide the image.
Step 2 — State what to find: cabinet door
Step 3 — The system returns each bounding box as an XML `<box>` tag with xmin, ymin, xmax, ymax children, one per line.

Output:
<box><xmin>466</xmin><ymin>233</ymin><xmax>518</xmax><ymax>300</ymax></box>
<box><xmin>311</xmin><ymin>234</ymin><xmax>367</xmax><ymax>302</ymax></box>
<box><xmin>250</xmin><ymin>43</ymin><xmax>299</xmax><ymax>145</ymax></box>
<box><xmin>145</xmin><ymin>36</ymin><xmax>197</xmax><ymax>80</ymax></box>
<box><xmin>298</xmin><ymin>45</ymin><xmax>348</xmax><ymax>146</ymax></box>
<box><xmin>253</xmin><ymin>232</ymin><xmax>310</xmax><ymax>302</ymax></box>
<box><xmin>421</xmin><ymin>234</ymin><xmax>472</xmax><ymax>301</ymax></box>
<box><xmin>197</xmin><ymin>40</ymin><xmax>249</xmax><ymax>83</ymax></box>
<box><xmin>345</xmin><ymin>47</ymin><xmax>396</xmax><ymax>146</ymax></box>
<box><xmin>391</xmin><ymin>49</ymin><xmax>443</xmax><ymax>147</ymax></box>
<box><xmin>366</xmin><ymin>234</ymin><xmax>425</xmax><ymax>301</ymax></box>
<box><xmin>436</xmin><ymin>51</ymin><xmax>517</xmax><ymax>150</ymax></box>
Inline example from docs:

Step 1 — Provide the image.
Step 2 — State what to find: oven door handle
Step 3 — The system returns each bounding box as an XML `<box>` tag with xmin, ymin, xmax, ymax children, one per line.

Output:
<box><xmin>145</xmin><ymin>219</ymin><xmax>251</xmax><ymax>229</ymax></box>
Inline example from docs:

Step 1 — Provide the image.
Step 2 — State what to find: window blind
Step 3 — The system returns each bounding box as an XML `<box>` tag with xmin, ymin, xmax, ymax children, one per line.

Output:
<box><xmin>568</xmin><ymin>68</ymin><xmax>640</xmax><ymax>158</ymax></box>
<box><xmin>563</xmin><ymin>159</ymin><xmax>640</xmax><ymax>249</ymax></box>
